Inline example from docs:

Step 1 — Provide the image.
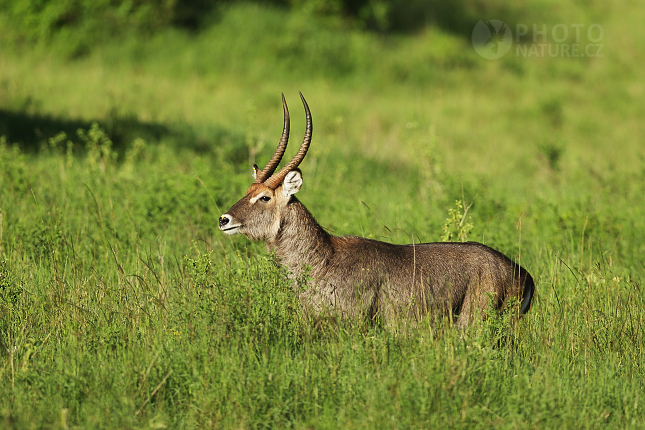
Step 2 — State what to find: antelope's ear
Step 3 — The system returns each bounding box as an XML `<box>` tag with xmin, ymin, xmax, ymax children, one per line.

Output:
<box><xmin>282</xmin><ymin>169</ymin><xmax>302</xmax><ymax>198</ymax></box>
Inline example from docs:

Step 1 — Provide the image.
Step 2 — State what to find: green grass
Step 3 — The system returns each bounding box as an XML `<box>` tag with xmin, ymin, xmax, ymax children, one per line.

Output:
<box><xmin>1</xmin><ymin>2</ymin><xmax>645</xmax><ymax>428</ymax></box>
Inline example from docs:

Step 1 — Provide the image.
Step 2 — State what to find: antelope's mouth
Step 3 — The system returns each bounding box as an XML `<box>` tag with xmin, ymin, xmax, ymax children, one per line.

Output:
<box><xmin>220</xmin><ymin>225</ymin><xmax>242</xmax><ymax>235</ymax></box>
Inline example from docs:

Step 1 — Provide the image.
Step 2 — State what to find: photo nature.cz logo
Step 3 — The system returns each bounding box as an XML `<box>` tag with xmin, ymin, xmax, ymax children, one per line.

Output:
<box><xmin>472</xmin><ymin>20</ymin><xmax>604</xmax><ymax>60</ymax></box>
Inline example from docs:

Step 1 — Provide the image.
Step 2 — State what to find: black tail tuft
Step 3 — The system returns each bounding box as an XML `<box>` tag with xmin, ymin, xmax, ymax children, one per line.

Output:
<box><xmin>520</xmin><ymin>273</ymin><xmax>535</xmax><ymax>314</ymax></box>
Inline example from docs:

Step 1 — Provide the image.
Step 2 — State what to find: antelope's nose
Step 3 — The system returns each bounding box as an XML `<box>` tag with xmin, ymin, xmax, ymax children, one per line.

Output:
<box><xmin>219</xmin><ymin>215</ymin><xmax>231</xmax><ymax>229</ymax></box>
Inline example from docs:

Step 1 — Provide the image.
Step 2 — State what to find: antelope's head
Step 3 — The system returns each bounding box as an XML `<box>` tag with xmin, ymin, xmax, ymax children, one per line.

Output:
<box><xmin>218</xmin><ymin>93</ymin><xmax>312</xmax><ymax>241</ymax></box>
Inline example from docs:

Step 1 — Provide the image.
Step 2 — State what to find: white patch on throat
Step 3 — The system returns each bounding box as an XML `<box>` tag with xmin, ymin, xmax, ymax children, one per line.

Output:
<box><xmin>268</xmin><ymin>212</ymin><xmax>281</xmax><ymax>239</ymax></box>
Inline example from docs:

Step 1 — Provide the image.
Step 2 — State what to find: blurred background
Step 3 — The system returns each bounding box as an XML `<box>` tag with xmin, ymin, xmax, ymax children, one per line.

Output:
<box><xmin>1</xmin><ymin>0</ymin><xmax>642</xmax><ymax>168</ymax></box>
<box><xmin>0</xmin><ymin>0</ymin><xmax>643</xmax><ymax>244</ymax></box>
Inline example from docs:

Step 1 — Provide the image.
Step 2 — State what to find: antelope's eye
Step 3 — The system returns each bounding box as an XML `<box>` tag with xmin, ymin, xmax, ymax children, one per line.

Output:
<box><xmin>259</xmin><ymin>196</ymin><xmax>271</xmax><ymax>202</ymax></box>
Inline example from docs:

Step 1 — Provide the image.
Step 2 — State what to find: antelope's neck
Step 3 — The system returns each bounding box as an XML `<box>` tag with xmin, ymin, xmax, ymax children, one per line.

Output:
<box><xmin>268</xmin><ymin>197</ymin><xmax>333</xmax><ymax>277</ymax></box>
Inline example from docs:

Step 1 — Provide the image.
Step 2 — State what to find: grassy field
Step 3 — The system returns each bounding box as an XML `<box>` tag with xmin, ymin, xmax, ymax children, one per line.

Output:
<box><xmin>1</xmin><ymin>2</ymin><xmax>645</xmax><ymax>428</ymax></box>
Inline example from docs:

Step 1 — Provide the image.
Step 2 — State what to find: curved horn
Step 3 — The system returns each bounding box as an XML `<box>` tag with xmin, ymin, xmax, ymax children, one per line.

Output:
<box><xmin>254</xmin><ymin>93</ymin><xmax>290</xmax><ymax>183</ymax></box>
<box><xmin>264</xmin><ymin>92</ymin><xmax>312</xmax><ymax>189</ymax></box>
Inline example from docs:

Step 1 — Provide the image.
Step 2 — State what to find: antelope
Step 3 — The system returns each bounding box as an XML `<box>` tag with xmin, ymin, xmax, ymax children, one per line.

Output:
<box><xmin>219</xmin><ymin>93</ymin><xmax>535</xmax><ymax>328</ymax></box>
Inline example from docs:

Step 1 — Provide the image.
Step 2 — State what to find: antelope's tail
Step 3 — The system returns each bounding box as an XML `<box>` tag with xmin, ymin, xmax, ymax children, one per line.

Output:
<box><xmin>520</xmin><ymin>271</ymin><xmax>535</xmax><ymax>314</ymax></box>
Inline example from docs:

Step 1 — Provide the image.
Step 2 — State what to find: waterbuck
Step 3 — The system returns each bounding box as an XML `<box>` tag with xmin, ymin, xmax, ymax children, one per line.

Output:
<box><xmin>219</xmin><ymin>93</ymin><xmax>535</xmax><ymax>328</ymax></box>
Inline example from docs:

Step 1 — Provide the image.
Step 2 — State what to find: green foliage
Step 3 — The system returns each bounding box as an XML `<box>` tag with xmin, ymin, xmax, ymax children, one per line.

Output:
<box><xmin>77</xmin><ymin>122</ymin><xmax>117</xmax><ymax>171</ymax></box>
<box><xmin>0</xmin><ymin>260</ymin><xmax>22</xmax><ymax>306</ymax></box>
<box><xmin>0</xmin><ymin>0</ymin><xmax>178</xmax><ymax>44</ymax></box>
<box><xmin>0</xmin><ymin>0</ymin><xmax>578</xmax><ymax>48</ymax></box>
<box><xmin>441</xmin><ymin>199</ymin><xmax>473</xmax><ymax>242</ymax></box>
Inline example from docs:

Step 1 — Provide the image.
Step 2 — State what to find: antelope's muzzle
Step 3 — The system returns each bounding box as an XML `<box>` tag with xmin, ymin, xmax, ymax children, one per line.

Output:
<box><xmin>219</xmin><ymin>214</ymin><xmax>241</xmax><ymax>235</ymax></box>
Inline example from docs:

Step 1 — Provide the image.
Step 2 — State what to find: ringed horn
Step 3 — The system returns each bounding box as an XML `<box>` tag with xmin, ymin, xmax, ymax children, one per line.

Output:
<box><xmin>219</xmin><ymin>93</ymin><xmax>535</xmax><ymax>328</ymax></box>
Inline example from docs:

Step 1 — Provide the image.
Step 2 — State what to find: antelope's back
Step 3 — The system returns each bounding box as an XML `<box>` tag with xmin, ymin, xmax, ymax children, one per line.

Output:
<box><xmin>407</xmin><ymin>241</ymin><xmax>534</xmax><ymax>313</ymax></box>
<box><xmin>328</xmin><ymin>237</ymin><xmax>533</xmax><ymax>312</ymax></box>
